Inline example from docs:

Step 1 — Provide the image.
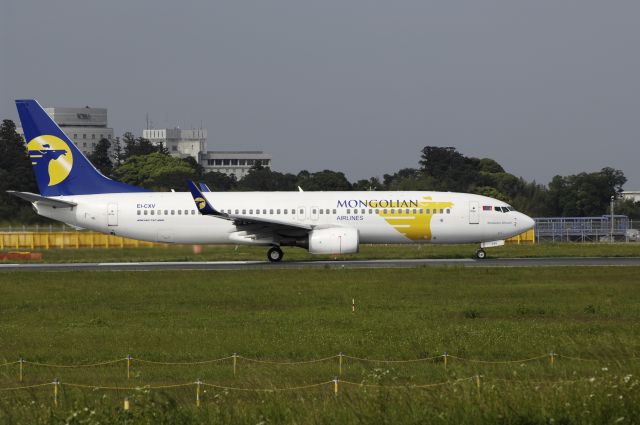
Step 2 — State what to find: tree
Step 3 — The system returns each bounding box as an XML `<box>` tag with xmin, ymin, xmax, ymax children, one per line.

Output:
<box><xmin>88</xmin><ymin>138</ymin><xmax>113</xmax><ymax>177</ymax></box>
<box><xmin>237</xmin><ymin>168</ymin><xmax>297</xmax><ymax>191</ymax></box>
<box><xmin>121</xmin><ymin>132</ymin><xmax>164</xmax><ymax>160</ymax></box>
<box><xmin>113</xmin><ymin>152</ymin><xmax>198</xmax><ymax>191</ymax></box>
<box><xmin>352</xmin><ymin>177</ymin><xmax>381</xmax><ymax>191</ymax></box>
<box><xmin>111</xmin><ymin>136</ymin><xmax>124</xmax><ymax>167</ymax></box>
<box><xmin>181</xmin><ymin>156</ymin><xmax>204</xmax><ymax>180</ymax></box>
<box><xmin>296</xmin><ymin>170</ymin><xmax>352</xmax><ymax>191</ymax></box>
<box><xmin>419</xmin><ymin>146</ymin><xmax>479</xmax><ymax>191</ymax></box>
<box><xmin>547</xmin><ymin>168</ymin><xmax>627</xmax><ymax>216</ymax></box>
<box><xmin>202</xmin><ymin>171</ymin><xmax>237</xmax><ymax>192</ymax></box>
<box><xmin>0</xmin><ymin>120</ymin><xmax>40</xmax><ymax>222</ymax></box>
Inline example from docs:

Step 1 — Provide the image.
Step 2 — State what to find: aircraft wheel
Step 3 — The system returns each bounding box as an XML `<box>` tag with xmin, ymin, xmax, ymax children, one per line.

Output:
<box><xmin>475</xmin><ymin>249</ymin><xmax>487</xmax><ymax>260</ymax></box>
<box><xmin>267</xmin><ymin>246</ymin><xmax>284</xmax><ymax>263</ymax></box>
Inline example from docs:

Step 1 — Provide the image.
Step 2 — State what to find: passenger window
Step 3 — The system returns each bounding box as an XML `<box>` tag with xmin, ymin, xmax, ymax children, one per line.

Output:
<box><xmin>178</xmin><ymin>210</ymin><xmax>182</xmax><ymax>215</ymax></box>
<box><xmin>255</xmin><ymin>209</ymin><xmax>260</xmax><ymax>215</ymax></box>
<box><xmin>249</xmin><ymin>209</ymin><xmax>253</xmax><ymax>214</ymax></box>
<box><xmin>383</xmin><ymin>209</ymin><xmax>387</xmax><ymax>214</ymax></box>
<box><xmin>405</xmin><ymin>209</ymin><xmax>410</xmax><ymax>214</ymax></box>
<box><xmin>235</xmin><ymin>209</ymin><xmax>239</xmax><ymax>214</ymax></box>
<box><xmin>332</xmin><ymin>209</ymin><xmax>337</xmax><ymax>214</ymax></box>
<box><xmin>171</xmin><ymin>210</ymin><xmax>175</xmax><ymax>215</ymax></box>
<box><xmin>143</xmin><ymin>210</ymin><xmax>148</xmax><ymax>215</ymax></box>
<box><xmin>277</xmin><ymin>209</ymin><xmax>281</xmax><ymax>214</ymax></box>
<box><xmin>192</xmin><ymin>210</ymin><xmax>196</xmax><ymax>215</ymax></box>
<box><xmin>263</xmin><ymin>209</ymin><xmax>267</xmax><ymax>214</ymax></box>
<box><xmin>375</xmin><ymin>209</ymin><xmax>380</xmax><ymax>214</ymax></box>
<box><xmin>269</xmin><ymin>209</ymin><xmax>273</xmax><ymax>214</ymax></box>
<box><xmin>326</xmin><ymin>209</ymin><xmax>330</xmax><ymax>214</ymax></box>
<box><xmin>164</xmin><ymin>210</ymin><xmax>168</xmax><ymax>215</ymax></box>
<box><xmin>390</xmin><ymin>209</ymin><xmax>395</xmax><ymax>214</ymax></box>
<box><xmin>150</xmin><ymin>210</ymin><xmax>154</xmax><ymax>215</ymax></box>
<box><xmin>426</xmin><ymin>209</ymin><xmax>430</xmax><ymax>214</ymax></box>
<box><xmin>369</xmin><ymin>209</ymin><xmax>373</xmax><ymax>214</ymax></box>
<box><xmin>137</xmin><ymin>210</ymin><xmax>141</xmax><ymax>215</ymax></box>
<box><xmin>439</xmin><ymin>209</ymin><xmax>444</xmax><ymax>214</ymax></box>
<box><xmin>319</xmin><ymin>209</ymin><xmax>323</xmax><ymax>215</ymax></box>
<box><xmin>184</xmin><ymin>210</ymin><xmax>188</xmax><ymax>215</ymax></box>
<box><xmin>242</xmin><ymin>209</ymin><xmax>246</xmax><ymax>214</ymax></box>
<box><xmin>361</xmin><ymin>209</ymin><xmax>365</xmax><ymax>214</ymax></box>
<box><xmin>413</xmin><ymin>209</ymin><xmax>417</xmax><ymax>214</ymax></box>
<box><xmin>284</xmin><ymin>209</ymin><xmax>288</xmax><ymax>214</ymax></box>
<box><xmin>446</xmin><ymin>209</ymin><xmax>450</xmax><ymax>214</ymax></box>
<box><xmin>299</xmin><ymin>209</ymin><xmax>304</xmax><ymax>214</ymax></box>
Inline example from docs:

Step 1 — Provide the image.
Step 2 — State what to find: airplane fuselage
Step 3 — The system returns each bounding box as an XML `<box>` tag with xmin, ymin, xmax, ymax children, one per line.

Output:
<box><xmin>35</xmin><ymin>191</ymin><xmax>534</xmax><ymax>246</ymax></box>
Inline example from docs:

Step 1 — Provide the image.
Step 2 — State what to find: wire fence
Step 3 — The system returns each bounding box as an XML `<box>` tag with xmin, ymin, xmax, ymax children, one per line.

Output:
<box><xmin>1</xmin><ymin>351</ymin><xmax>636</xmax><ymax>383</ymax></box>
<box><xmin>0</xmin><ymin>351</ymin><xmax>636</xmax><ymax>408</ymax></box>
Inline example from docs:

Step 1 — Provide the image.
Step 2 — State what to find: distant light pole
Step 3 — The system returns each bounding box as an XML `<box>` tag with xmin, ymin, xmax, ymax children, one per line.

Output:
<box><xmin>610</xmin><ymin>195</ymin><xmax>615</xmax><ymax>243</ymax></box>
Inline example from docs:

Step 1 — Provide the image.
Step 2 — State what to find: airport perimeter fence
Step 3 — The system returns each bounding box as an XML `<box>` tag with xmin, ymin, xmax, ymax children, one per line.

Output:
<box><xmin>0</xmin><ymin>351</ymin><xmax>637</xmax><ymax>407</ymax></box>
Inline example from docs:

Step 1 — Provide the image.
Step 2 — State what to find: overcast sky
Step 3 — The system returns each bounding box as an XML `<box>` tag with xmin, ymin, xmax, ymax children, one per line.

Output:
<box><xmin>2</xmin><ymin>1</ymin><xmax>639</xmax><ymax>188</ymax></box>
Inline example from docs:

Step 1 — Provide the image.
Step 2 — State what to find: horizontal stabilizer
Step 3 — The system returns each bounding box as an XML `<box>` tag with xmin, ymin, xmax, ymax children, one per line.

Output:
<box><xmin>7</xmin><ymin>191</ymin><xmax>77</xmax><ymax>208</ymax></box>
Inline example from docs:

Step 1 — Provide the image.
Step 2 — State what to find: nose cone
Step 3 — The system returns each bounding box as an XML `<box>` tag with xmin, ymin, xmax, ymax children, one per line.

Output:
<box><xmin>519</xmin><ymin>213</ymin><xmax>535</xmax><ymax>232</ymax></box>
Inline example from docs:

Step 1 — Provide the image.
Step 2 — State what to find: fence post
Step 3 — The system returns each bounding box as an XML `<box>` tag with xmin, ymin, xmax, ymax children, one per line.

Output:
<box><xmin>196</xmin><ymin>380</ymin><xmax>202</xmax><ymax>407</ymax></box>
<box><xmin>19</xmin><ymin>357</ymin><xmax>23</xmax><ymax>382</ymax></box>
<box><xmin>444</xmin><ymin>352</ymin><xmax>448</xmax><ymax>369</ymax></box>
<box><xmin>127</xmin><ymin>355</ymin><xmax>132</xmax><ymax>379</ymax></box>
<box><xmin>53</xmin><ymin>379</ymin><xmax>59</xmax><ymax>407</ymax></box>
<box><xmin>338</xmin><ymin>352</ymin><xmax>343</xmax><ymax>376</ymax></box>
<box><xmin>333</xmin><ymin>378</ymin><xmax>339</xmax><ymax>396</ymax></box>
<box><xmin>475</xmin><ymin>375</ymin><xmax>481</xmax><ymax>396</ymax></box>
<box><xmin>123</xmin><ymin>397</ymin><xmax>130</xmax><ymax>411</ymax></box>
<box><xmin>549</xmin><ymin>352</ymin><xmax>555</xmax><ymax>367</ymax></box>
<box><xmin>233</xmin><ymin>353</ymin><xmax>237</xmax><ymax>376</ymax></box>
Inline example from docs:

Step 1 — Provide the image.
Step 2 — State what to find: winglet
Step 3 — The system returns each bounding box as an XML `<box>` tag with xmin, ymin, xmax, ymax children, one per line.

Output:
<box><xmin>198</xmin><ymin>182</ymin><xmax>211</xmax><ymax>192</ymax></box>
<box><xmin>187</xmin><ymin>180</ymin><xmax>228</xmax><ymax>217</ymax></box>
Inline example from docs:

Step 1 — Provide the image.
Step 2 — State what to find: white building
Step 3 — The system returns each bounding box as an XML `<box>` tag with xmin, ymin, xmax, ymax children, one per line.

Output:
<box><xmin>201</xmin><ymin>151</ymin><xmax>272</xmax><ymax>179</ymax></box>
<box><xmin>143</xmin><ymin>126</ymin><xmax>272</xmax><ymax>178</ymax></box>
<box><xmin>142</xmin><ymin>127</ymin><xmax>207</xmax><ymax>158</ymax></box>
<box><xmin>622</xmin><ymin>191</ymin><xmax>640</xmax><ymax>203</ymax></box>
<box><xmin>18</xmin><ymin>106</ymin><xmax>113</xmax><ymax>157</ymax></box>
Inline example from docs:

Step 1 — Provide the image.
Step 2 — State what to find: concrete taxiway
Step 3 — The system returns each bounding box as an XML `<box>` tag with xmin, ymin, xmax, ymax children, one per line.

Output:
<box><xmin>1</xmin><ymin>257</ymin><xmax>640</xmax><ymax>271</ymax></box>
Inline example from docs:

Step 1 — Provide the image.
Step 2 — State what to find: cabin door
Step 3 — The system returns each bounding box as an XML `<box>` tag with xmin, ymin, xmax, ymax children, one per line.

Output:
<box><xmin>469</xmin><ymin>201</ymin><xmax>479</xmax><ymax>224</ymax></box>
<box><xmin>107</xmin><ymin>203</ymin><xmax>118</xmax><ymax>226</ymax></box>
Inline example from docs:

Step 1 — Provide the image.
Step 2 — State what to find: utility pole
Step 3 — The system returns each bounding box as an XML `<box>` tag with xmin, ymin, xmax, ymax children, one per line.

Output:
<box><xmin>610</xmin><ymin>195</ymin><xmax>615</xmax><ymax>243</ymax></box>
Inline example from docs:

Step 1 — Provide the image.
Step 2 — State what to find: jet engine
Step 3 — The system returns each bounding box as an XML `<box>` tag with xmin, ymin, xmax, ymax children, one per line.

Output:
<box><xmin>308</xmin><ymin>227</ymin><xmax>359</xmax><ymax>254</ymax></box>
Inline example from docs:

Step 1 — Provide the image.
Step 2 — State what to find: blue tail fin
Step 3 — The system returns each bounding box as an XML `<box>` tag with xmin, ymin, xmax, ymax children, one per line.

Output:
<box><xmin>16</xmin><ymin>99</ymin><xmax>147</xmax><ymax>196</ymax></box>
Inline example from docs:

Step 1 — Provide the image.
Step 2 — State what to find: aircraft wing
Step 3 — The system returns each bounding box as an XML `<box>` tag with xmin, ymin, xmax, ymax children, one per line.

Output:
<box><xmin>7</xmin><ymin>191</ymin><xmax>77</xmax><ymax>208</ymax></box>
<box><xmin>186</xmin><ymin>181</ymin><xmax>312</xmax><ymax>231</ymax></box>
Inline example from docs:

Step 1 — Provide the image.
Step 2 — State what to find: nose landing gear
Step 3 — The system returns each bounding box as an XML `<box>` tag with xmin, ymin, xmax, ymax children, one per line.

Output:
<box><xmin>475</xmin><ymin>249</ymin><xmax>487</xmax><ymax>260</ymax></box>
<box><xmin>267</xmin><ymin>246</ymin><xmax>284</xmax><ymax>263</ymax></box>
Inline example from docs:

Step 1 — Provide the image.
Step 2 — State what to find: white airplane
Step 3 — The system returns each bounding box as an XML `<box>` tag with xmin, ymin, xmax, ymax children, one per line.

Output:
<box><xmin>10</xmin><ymin>99</ymin><xmax>535</xmax><ymax>262</ymax></box>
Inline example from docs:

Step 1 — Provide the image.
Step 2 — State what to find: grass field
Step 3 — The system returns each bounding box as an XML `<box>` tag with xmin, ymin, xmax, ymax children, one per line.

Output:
<box><xmin>2</xmin><ymin>242</ymin><xmax>640</xmax><ymax>263</ymax></box>
<box><xmin>0</xmin><ymin>266</ymin><xmax>639</xmax><ymax>424</ymax></box>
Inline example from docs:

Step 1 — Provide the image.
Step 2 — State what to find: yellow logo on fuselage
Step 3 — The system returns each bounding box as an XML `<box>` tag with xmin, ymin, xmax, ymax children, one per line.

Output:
<box><xmin>27</xmin><ymin>135</ymin><xmax>74</xmax><ymax>186</ymax></box>
<box><xmin>378</xmin><ymin>197</ymin><xmax>454</xmax><ymax>241</ymax></box>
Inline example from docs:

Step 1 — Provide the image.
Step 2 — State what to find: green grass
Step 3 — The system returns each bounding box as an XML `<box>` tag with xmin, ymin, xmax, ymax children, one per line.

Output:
<box><xmin>2</xmin><ymin>242</ymin><xmax>640</xmax><ymax>263</ymax></box>
<box><xmin>0</xmin><ymin>267</ymin><xmax>639</xmax><ymax>423</ymax></box>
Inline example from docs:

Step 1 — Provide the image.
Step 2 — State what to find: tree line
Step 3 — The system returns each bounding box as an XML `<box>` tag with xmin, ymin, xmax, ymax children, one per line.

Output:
<box><xmin>1</xmin><ymin>119</ymin><xmax>638</xmax><ymax>224</ymax></box>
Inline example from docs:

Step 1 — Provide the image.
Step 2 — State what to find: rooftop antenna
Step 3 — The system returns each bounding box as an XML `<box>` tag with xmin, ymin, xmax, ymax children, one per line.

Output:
<box><xmin>145</xmin><ymin>113</ymin><xmax>149</xmax><ymax>130</ymax></box>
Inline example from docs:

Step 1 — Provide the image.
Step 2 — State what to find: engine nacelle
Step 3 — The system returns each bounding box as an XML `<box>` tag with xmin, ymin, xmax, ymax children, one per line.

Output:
<box><xmin>308</xmin><ymin>227</ymin><xmax>359</xmax><ymax>255</ymax></box>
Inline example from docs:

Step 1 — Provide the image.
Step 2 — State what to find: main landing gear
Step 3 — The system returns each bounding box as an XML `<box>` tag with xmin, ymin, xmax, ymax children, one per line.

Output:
<box><xmin>475</xmin><ymin>249</ymin><xmax>487</xmax><ymax>260</ymax></box>
<box><xmin>267</xmin><ymin>246</ymin><xmax>284</xmax><ymax>263</ymax></box>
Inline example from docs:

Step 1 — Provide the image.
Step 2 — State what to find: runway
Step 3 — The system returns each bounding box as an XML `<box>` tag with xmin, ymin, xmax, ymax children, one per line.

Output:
<box><xmin>1</xmin><ymin>257</ymin><xmax>640</xmax><ymax>271</ymax></box>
